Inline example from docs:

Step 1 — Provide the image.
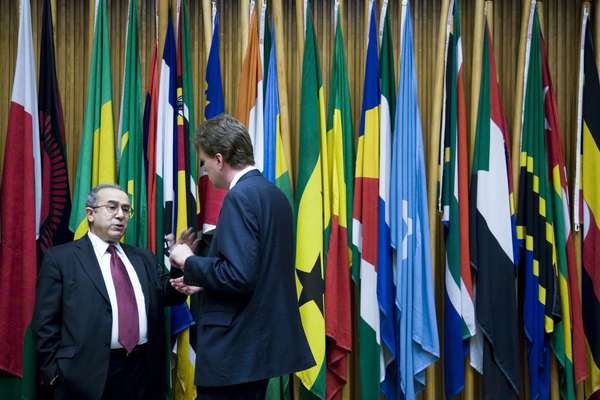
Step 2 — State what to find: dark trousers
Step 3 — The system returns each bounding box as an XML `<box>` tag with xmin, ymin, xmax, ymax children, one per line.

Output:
<box><xmin>101</xmin><ymin>345</ymin><xmax>150</xmax><ymax>400</ymax></box>
<box><xmin>196</xmin><ymin>379</ymin><xmax>268</xmax><ymax>400</ymax></box>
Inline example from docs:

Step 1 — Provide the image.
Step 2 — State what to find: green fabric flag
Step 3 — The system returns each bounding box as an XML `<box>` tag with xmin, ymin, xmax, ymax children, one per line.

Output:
<box><xmin>118</xmin><ymin>0</ymin><xmax>147</xmax><ymax>247</ymax></box>
<box><xmin>69</xmin><ymin>0</ymin><xmax>116</xmax><ymax>238</ymax></box>
<box><xmin>295</xmin><ymin>1</ymin><xmax>329</xmax><ymax>398</ymax></box>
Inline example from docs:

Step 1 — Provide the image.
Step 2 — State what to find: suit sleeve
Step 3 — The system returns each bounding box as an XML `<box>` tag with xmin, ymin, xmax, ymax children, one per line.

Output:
<box><xmin>183</xmin><ymin>190</ymin><xmax>259</xmax><ymax>294</ymax></box>
<box><xmin>145</xmin><ymin>249</ymin><xmax>187</xmax><ymax>306</ymax></box>
<box><xmin>31</xmin><ymin>251</ymin><xmax>63</xmax><ymax>386</ymax></box>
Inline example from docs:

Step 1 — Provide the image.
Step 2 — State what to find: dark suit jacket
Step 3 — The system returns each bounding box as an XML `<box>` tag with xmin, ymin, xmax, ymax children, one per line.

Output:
<box><xmin>32</xmin><ymin>235</ymin><xmax>186</xmax><ymax>400</ymax></box>
<box><xmin>184</xmin><ymin>169</ymin><xmax>315</xmax><ymax>387</ymax></box>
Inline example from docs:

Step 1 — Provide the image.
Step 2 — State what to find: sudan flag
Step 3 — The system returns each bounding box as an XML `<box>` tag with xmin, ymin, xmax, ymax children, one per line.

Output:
<box><xmin>470</xmin><ymin>22</ymin><xmax>520</xmax><ymax>399</ymax></box>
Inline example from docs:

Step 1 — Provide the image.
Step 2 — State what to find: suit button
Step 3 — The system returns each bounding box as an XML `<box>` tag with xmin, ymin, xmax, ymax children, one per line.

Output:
<box><xmin>105</xmin><ymin>342</ymin><xmax>109</xmax><ymax>347</ymax></box>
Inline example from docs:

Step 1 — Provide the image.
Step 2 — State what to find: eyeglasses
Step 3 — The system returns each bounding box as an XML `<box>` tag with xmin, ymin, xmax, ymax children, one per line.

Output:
<box><xmin>90</xmin><ymin>203</ymin><xmax>134</xmax><ymax>219</ymax></box>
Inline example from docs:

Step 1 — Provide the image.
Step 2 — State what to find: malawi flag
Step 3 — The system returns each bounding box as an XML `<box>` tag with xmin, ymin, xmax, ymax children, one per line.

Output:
<box><xmin>69</xmin><ymin>0</ymin><xmax>116</xmax><ymax>238</ymax></box>
<box><xmin>237</xmin><ymin>3</ymin><xmax>264</xmax><ymax>172</ymax></box>
<box><xmin>440</xmin><ymin>1</ymin><xmax>475</xmax><ymax>397</ymax></box>
<box><xmin>295</xmin><ymin>2</ymin><xmax>329</xmax><ymax>398</ymax></box>
<box><xmin>539</xmin><ymin>23</ymin><xmax>586</xmax><ymax>400</ymax></box>
<box><xmin>118</xmin><ymin>0</ymin><xmax>147</xmax><ymax>248</ymax></box>
<box><xmin>392</xmin><ymin>3</ymin><xmax>439</xmax><ymax>399</ymax></box>
<box><xmin>352</xmin><ymin>2</ymin><xmax>381</xmax><ymax>398</ymax></box>
<box><xmin>324</xmin><ymin>7</ymin><xmax>353</xmax><ymax>399</ymax></box>
<box><xmin>516</xmin><ymin>9</ymin><xmax>561</xmax><ymax>400</ymax></box>
<box><xmin>37</xmin><ymin>0</ymin><xmax>72</xmax><ymax>255</ymax></box>
<box><xmin>470</xmin><ymin>22</ymin><xmax>520</xmax><ymax>399</ymax></box>
<box><xmin>377</xmin><ymin>4</ymin><xmax>396</xmax><ymax>398</ymax></box>
<box><xmin>199</xmin><ymin>7</ymin><xmax>226</xmax><ymax>233</ymax></box>
<box><xmin>0</xmin><ymin>0</ymin><xmax>41</xmax><ymax>392</ymax></box>
<box><xmin>575</xmin><ymin>8</ymin><xmax>600</xmax><ymax>397</ymax></box>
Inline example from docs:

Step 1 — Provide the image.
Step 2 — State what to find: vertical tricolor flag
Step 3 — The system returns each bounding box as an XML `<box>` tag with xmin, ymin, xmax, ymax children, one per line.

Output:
<box><xmin>0</xmin><ymin>0</ymin><xmax>41</xmax><ymax>389</ymax></box>
<box><xmin>69</xmin><ymin>0</ymin><xmax>116</xmax><ymax>238</ymax></box>
<box><xmin>324</xmin><ymin>5</ymin><xmax>354</xmax><ymax>399</ymax></box>
<box><xmin>439</xmin><ymin>1</ymin><xmax>474</xmax><ymax>397</ymax></box>
<box><xmin>470</xmin><ymin>21</ymin><xmax>520</xmax><ymax>399</ymax></box>
<box><xmin>575</xmin><ymin>6</ymin><xmax>600</xmax><ymax>397</ymax></box>
<box><xmin>516</xmin><ymin>8</ymin><xmax>561</xmax><ymax>400</ymax></box>
<box><xmin>377</xmin><ymin>2</ymin><xmax>396</xmax><ymax>398</ymax></box>
<box><xmin>237</xmin><ymin>2</ymin><xmax>264</xmax><ymax>172</ymax></box>
<box><xmin>392</xmin><ymin>3</ymin><xmax>440</xmax><ymax>400</ymax></box>
<box><xmin>295</xmin><ymin>1</ymin><xmax>329</xmax><ymax>398</ymax></box>
<box><xmin>37</xmin><ymin>0</ymin><xmax>72</xmax><ymax>256</ymax></box>
<box><xmin>352</xmin><ymin>1</ymin><xmax>381</xmax><ymax>398</ymax></box>
<box><xmin>118</xmin><ymin>0</ymin><xmax>147</xmax><ymax>248</ymax></box>
<box><xmin>200</xmin><ymin>6</ymin><xmax>226</xmax><ymax>233</ymax></box>
<box><xmin>539</xmin><ymin>21</ymin><xmax>585</xmax><ymax>400</ymax></box>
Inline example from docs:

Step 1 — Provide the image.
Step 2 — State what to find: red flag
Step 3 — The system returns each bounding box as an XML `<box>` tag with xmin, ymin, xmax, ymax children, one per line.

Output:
<box><xmin>0</xmin><ymin>0</ymin><xmax>41</xmax><ymax>377</ymax></box>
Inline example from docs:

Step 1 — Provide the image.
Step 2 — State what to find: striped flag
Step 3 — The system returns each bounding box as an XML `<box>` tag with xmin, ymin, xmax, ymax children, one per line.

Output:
<box><xmin>517</xmin><ymin>8</ymin><xmax>561</xmax><ymax>400</ymax></box>
<box><xmin>295</xmin><ymin>1</ymin><xmax>329</xmax><ymax>397</ymax></box>
<box><xmin>118</xmin><ymin>0</ymin><xmax>147</xmax><ymax>248</ymax></box>
<box><xmin>237</xmin><ymin>2</ymin><xmax>264</xmax><ymax>172</ymax></box>
<box><xmin>439</xmin><ymin>1</ymin><xmax>474</xmax><ymax>397</ymax></box>
<box><xmin>324</xmin><ymin>6</ymin><xmax>354</xmax><ymax>399</ymax></box>
<box><xmin>263</xmin><ymin>20</ymin><xmax>293</xmax><ymax>400</ymax></box>
<box><xmin>200</xmin><ymin>7</ymin><xmax>226</xmax><ymax>233</ymax></box>
<box><xmin>37</xmin><ymin>0</ymin><xmax>72</xmax><ymax>256</ymax></box>
<box><xmin>263</xmin><ymin>26</ymin><xmax>293</xmax><ymax>217</ymax></box>
<box><xmin>575</xmin><ymin>7</ymin><xmax>600</xmax><ymax>397</ymax></box>
<box><xmin>0</xmin><ymin>0</ymin><xmax>41</xmax><ymax>391</ymax></box>
<box><xmin>392</xmin><ymin>3</ymin><xmax>440</xmax><ymax>399</ymax></box>
<box><xmin>69</xmin><ymin>0</ymin><xmax>116</xmax><ymax>238</ymax></box>
<box><xmin>377</xmin><ymin>3</ymin><xmax>396</xmax><ymax>398</ymax></box>
<box><xmin>539</xmin><ymin>22</ymin><xmax>585</xmax><ymax>400</ymax></box>
<box><xmin>470</xmin><ymin>22</ymin><xmax>520</xmax><ymax>399</ymax></box>
<box><xmin>144</xmin><ymin>32</ymin><xmax>160</xmax><ymax>259</ymax></box>
<box><xmin>172</xmin><ymin>2</ymin><xmax>196</xmax><ymax>399</ymax></box>
<box><xmin>352</xmin><ymin>2</ymin><xmax>381</xmax><ymax>398</ymax></box>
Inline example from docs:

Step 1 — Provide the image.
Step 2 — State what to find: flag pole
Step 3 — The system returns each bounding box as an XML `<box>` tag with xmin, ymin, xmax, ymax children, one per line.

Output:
<box><xmin>427</xmin><ymin>0</ymin><xmax>451</xmax><ymax>398</ymax></box>
<box><xmin>469</xmin><ymin>0</ymin><xmax>485</xmax><ymax>172</ymax></box>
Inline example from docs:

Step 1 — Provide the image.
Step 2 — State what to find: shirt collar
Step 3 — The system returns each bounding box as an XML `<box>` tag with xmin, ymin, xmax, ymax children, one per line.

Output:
<box><xmin>87</xmin><ymin>230</ymin><xmax>123</xmax><ymax>258</ymax></box>
<box><xmin>229</xmin><ymin>165</ymin><xmax>257</xmax><ymax>190</ymax></box>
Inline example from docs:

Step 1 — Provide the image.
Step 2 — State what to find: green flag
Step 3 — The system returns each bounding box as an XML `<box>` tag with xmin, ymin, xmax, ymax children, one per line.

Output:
<box><xmin>69</xmin><ymin>0</ymin><xmax>116</xmax><ymax>237</ymax></box>
<box><xmin>118</xmin><ymin>0</ymin><xmax>147</xmax><ymax>247</ymax></box>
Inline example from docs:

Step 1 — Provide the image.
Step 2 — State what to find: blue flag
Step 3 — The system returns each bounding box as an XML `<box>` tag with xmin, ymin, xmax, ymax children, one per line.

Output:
<box><xmin>390</xmin><ymin>4</ymin><xmax>440</xmax><ymax>399</ymax></box>
<box><xmin>205</xmin><ymin>12</ymin><xmax>224</xmax><ymax>119</ymax></box>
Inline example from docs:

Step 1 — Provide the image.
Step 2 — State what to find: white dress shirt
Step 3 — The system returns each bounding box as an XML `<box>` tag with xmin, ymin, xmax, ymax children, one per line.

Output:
<box><xmin>87</xmin><ymin>231</ymin><xmax>148</xmax><ymax>349</ymax></box>
<box><xmin>229</xmin><ymin>165</ymin><xmax>258</xmax><ymax>190</ymax></box>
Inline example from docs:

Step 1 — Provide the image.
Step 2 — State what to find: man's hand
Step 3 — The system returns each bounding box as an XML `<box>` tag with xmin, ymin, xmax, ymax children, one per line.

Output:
<box><xmin>166</xmin><ymin>228</ymin><xmax>199</xmax><ymax>270</ymax></box>
<box><xmin>170</xmin><ymin>276</ymin><xmax>203</xmax><ymax>295</ymax></box>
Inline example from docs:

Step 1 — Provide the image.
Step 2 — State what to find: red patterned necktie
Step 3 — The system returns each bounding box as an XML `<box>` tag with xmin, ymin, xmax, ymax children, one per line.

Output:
<box><xmin>108</xmin><ymin>245</ymin><xmax>139</xmax><ymax>353</ymax></box>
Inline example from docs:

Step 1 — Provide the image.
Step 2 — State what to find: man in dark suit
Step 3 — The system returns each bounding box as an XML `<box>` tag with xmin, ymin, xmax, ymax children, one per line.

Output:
<box><xmin>169</xmin><ymin>114</ymin><xmax>314</xmax><ymax>399</ymax></box>
<box><xmin>32</xmin><ymin>184</ymin><xmax>186</xmax><ymax>400</ymax></box>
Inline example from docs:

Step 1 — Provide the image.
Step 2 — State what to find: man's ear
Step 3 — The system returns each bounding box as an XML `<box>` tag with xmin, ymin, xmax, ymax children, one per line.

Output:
<box><xmin>215</xmin><ymin>153</ymin><xmax>224</xmax><ymax>169</ymax></box>
<box><xmin>85</xmin><ymin>207</ymin><xmax>95</xmax><ymax>223</ymax></box>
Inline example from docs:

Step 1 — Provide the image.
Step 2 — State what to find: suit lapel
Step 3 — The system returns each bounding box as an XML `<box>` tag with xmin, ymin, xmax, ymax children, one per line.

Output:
<box><xmin>75</xmin><ymin>237</ymin><xmax>110</xmax><ymax>304</ymax></box>
<box><xmin>122</xmin><ymin>246</ymin><xmax>151</xmax><ymax>313</ymax></box>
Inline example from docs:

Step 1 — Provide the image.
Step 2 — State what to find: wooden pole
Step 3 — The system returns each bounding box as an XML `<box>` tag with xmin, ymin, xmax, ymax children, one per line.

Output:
<box><xmin>201</xmin><ymin>0</ymin><xmax>211</xmax><ymax>59</ymax></box>
<box><xmin>272</xmin><ymin>0</ymin><xmax>294</xmax><ymax>187</ymax></box>
<box><xmin>240</xmin><ymin>0</ymin><xmax>250</xmax><ymax>65</ymax></box>
<box><xmin>511</xmin><ymin>0</ymin><xmax>534</xmax><ymax>204</ymax></box>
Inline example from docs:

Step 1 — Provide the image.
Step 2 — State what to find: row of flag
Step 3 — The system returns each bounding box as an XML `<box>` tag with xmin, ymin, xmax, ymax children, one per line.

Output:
<box><xmin>3</xmin><ymin>0</ymin><xmax>600</xmax><ymax>400</ymax></box>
